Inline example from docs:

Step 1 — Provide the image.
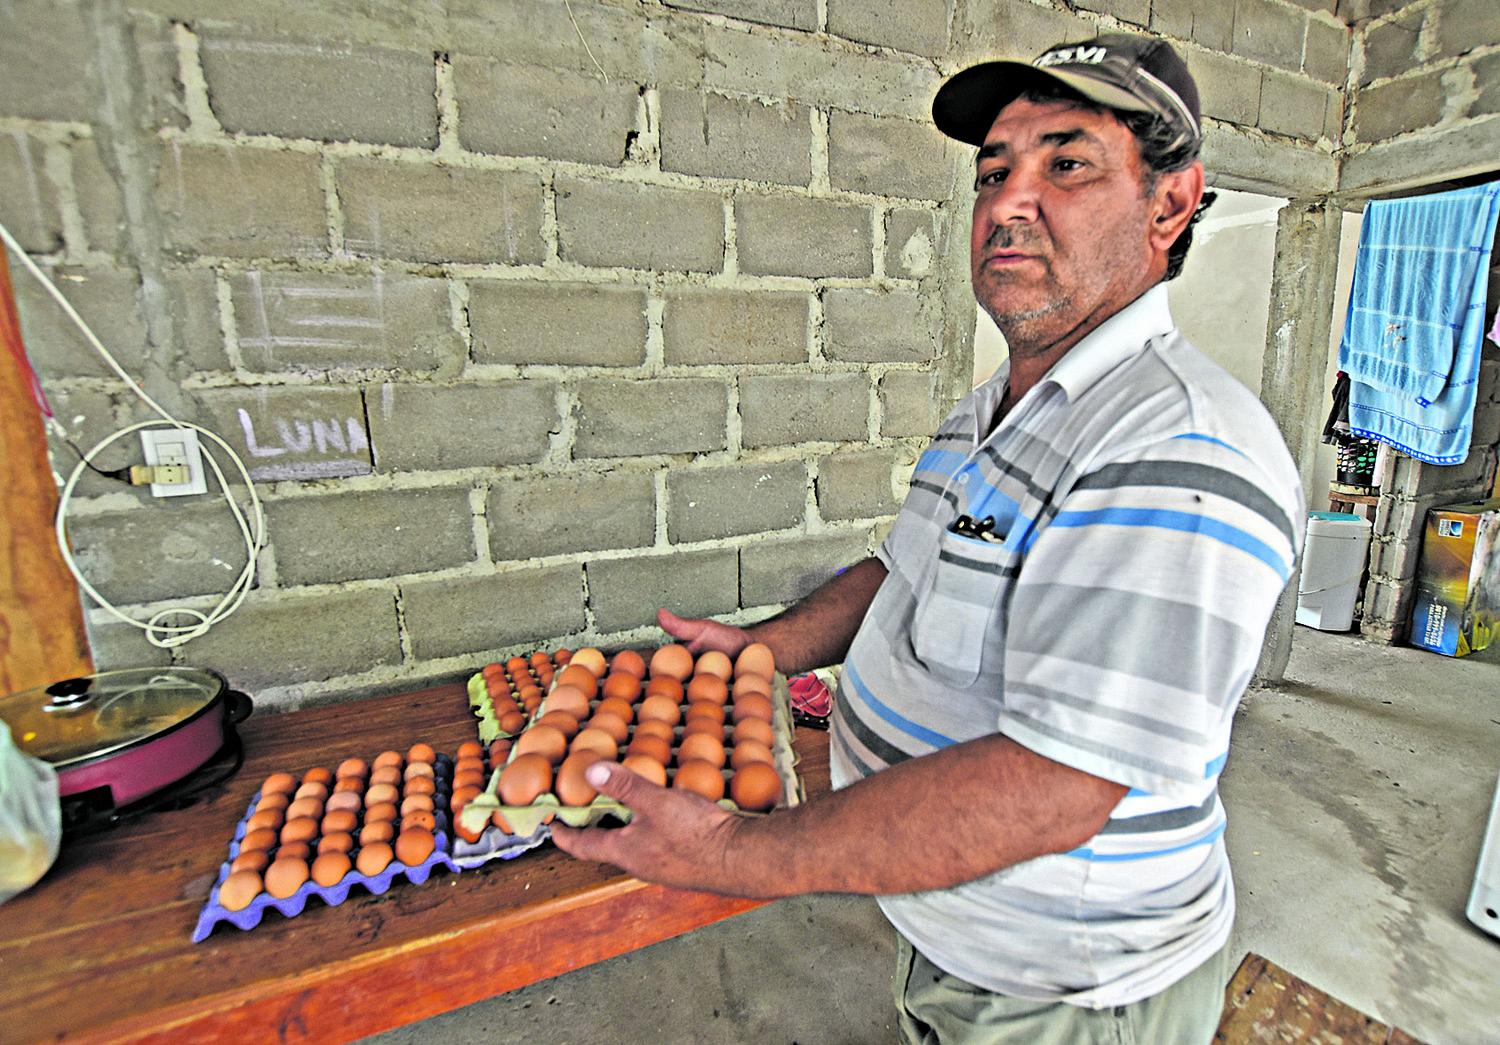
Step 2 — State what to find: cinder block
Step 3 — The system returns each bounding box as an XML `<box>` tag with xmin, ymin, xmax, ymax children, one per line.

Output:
<box><xmin>1472</xmin><ymin>53</ymin><xmax>1500</xmax><ymax>118</ymax></box>
<box><xmin>469</xmin><ymin>281</ymin><xmax>648</xmax><ymax>367</ymax></box>
<box><xmin>454</xmin><ymin>57</ymin><xmax>639</xmax><ymax>166</ymax></box>
<box><xmin>72</xmin><ymin>139</ymin><xmax>126</xmax><ymax>256</ymax></box>
<box><xmin>885</xmin><ymin>208</ymin><xmax>941</xmax><ymax>279</ymax></box>
<box><xmin>156</xmin><ymin>143</ymin><xmax>326</xmax><ymax>258</ymax></box>
<box><xmin>826</xmin><ymin>0</ymin><xmax>951</xmax><ymax>57</ymax></box>
<box><xmin>1353</xmin><ymin>71</ymin><xmax>1445</xmax><ymax>143</ymax></box>
<box><xmin>573</xmin><ymin>378</ymin><xmax>729</xmax><ymax>458</ymax></box>
<box><xmin>660</xmin><ymin>89</ymin><xmax>812</xmax><ymax>186</ymax></box>
<box><xmin>132</xmin><ymin>11</ymin><xmax>187</xmax><ymax>131</ymax></box>
<box><xmin>67</xmin><ymin>502</ymin><xmax>256</xmax><ymax>606</ymax></box>
<box><xmin>1302</xmin><ymin>18</ymin><xmax>1350</xmax><ymax>86</ymax></box>
<box><xmin>0</xmin><ymin>132</ymin><xmax>62</xmax><ymax>253</ymax></box>
<box><xmin>194</xmin><ymin>385</ymin><xmax>374</xmax><ymax>483</ymax></box>
<box><xmin>178</xmin><ymin>588</ymin><xmax>403</xmax><ymax>692</ymax></box>
<box><xmin>488</xmin><ymin>471</ymin><xmax>656</xmax><ymax>560</ymax></box>
<box><xmin>661</xmin><ymin>0</ymin><xmax>819</xmax><ymax>31</ymax></box>
<box><xmin>266</xmin><ymin>486</ymin><xmax>476</xmax><ymax>586</ymax></box>
<box><xmin>0</xmin><ymin>1</ymin><xmax>91</xmax><ymax>122</ymax></box>
<box><xmin>401</xmin><ymin>566</ymin><xmax>586</xmax><ymax>660</ymax></box>
<box><xmin>827</xmin><ymin>111</ymin><xmax>955</xmax><ymax>201</ymax></box>
<box><xmin>232</xmin><ymin>269</ymin><xmax>458</xmax><ymax>373</ymax></box>
<box><xmin>1435</xmin><ymin>0</ymin><xmax>1500</xmax><ymax>61</ymax></box>
<box><xmin>735</xmin><ymin>196</ymin><xmax>873</xmax><ymax>278</ymax></box>
<box><xmin>740</xmin><ymin>373</ymin><xmax>869</xmax><ymax>447</ymax></box>
<box><xmin>85</xmin><ymin>617</ymin><xmax>173</xmax><ymax>670</ymax></box>
<box><xmin>1367</xmin><ymin>533</ymin><xmax>1421</xmax><ymax>583</ymax></box>
<box><xmin>1259</xmin><ymin>72</ymin><xmax>1332</xmax><ymax>140</ymax></box>
<box><xmin>367</xmin><ymin>381</ymin><xmax>557</xmax><ymax>471</ymax></box>
<box><xmin>1148</xmin><ymin>0</ymin><xmax>1194</xmax><ymax>39</ymax></box>
<box><xmin>824</xmin><ymin>288</ymin><xmax>938</xmax><ymax>364</ymax></box>
<box><xmin>1232</xmin><ymin>0</ymin><xmax>1307</xmax><ymax>71</ymax></box>
<box><xmin>879</xmin><ymin>370</ymin><xmax>937</xmax><ymax>437</ymax></box>
<box><xmin>1361</xmin><ymin>576</ymin><xmax>1414</xmax><ymax>641</ymax></box>
<box><xmin>200</xmin><ymin>34</ymin><xmax>437</xmax><ymax>147</ymax></box>
<box><xmin>667</xmin><ymin>460</ymin><xmax>808</xmax><ymax>542</ymax></box>
<box><xmin>817</xmin><ymin>449</ymin><xmax>903</xmax><ymax>520</ymax></box>
<box><xmin>661</xmin><ymin>288</ymin><xmax>809</xmax><ymax>366</ymax></box>
<box><xmin>340</xmin><ymin>159</ymin><xmax>546</xmax><ymax>265</ymax></box>
<box><xmin>740</xmin><ymin>531</ymin><xmax>871</xmax><ymax>606</ymax></box>
<box><xmin>1359</xmin><ymin>7</ymin><xmax>1423</xmax><ymax>86</ymax></box>
<box><xmin>959</xmin><ymin>0</ymin><xmax>1096</xmax><ymax>58</ymax></box>
<box><xmin>1184</xmin><ymin>47</ymin><xmax>1263</xmax><ymax>127</ymax></box>
<box><xmin>586</xmin><ymin>549</ymin><xmax>739</xmax><ymax>632</ymax></box>
<box><xmin>1282</xmin><ymin>0</ymin><xmax>1335</xmax><ymax>12</ymax></box>
<box><xmin>45</xmin><ymin>386</ymin><xmax>119</xmax><ymax>455</ymax></box>
<box><xmin>1072</xmin><ymin>0</ymin><xmax>1150</xmax><ymax>28</ymax></box>
<box><xmin>1190</xmin><ymin>2</ymin><xmax>1235</xmax><ymax>54</ymax></box>
<box><xmin>555</xmin><ymin>176</ymin><xmax>725</xmax><ymax>273</ymax></box>
<box><xmin>1199</xmin><ymin>122</ymin><xmax>1336</xmax><ymax>197</ymax></box>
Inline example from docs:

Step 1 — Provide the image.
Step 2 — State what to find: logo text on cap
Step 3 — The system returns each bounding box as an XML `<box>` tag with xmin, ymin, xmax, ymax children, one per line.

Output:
<box><xmin>1035</xmin><ymin>46</ymin><xmax>1108</xmax><ymax>67</ymax></box>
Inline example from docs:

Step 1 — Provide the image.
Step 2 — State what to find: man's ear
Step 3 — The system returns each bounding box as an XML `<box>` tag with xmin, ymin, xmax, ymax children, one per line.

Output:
<box><xmin>1148</xmin><ymin>160</ymin><xmax>1205</xmax><ymax>255</ymax></box>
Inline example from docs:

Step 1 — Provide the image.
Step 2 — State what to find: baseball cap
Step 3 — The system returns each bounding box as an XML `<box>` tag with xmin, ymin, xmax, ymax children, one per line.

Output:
<box><xmin>932</xmin><ymin>34</ymin><xmax>1202</xmax><ymax>153</ymax></box>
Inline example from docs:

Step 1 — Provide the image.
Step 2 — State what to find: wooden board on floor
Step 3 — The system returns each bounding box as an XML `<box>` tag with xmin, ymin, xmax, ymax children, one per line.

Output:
<box><xmin>1217</xmin><ymin>953</ymin><xmax>1425</xmax><ymax>1043</ymax></box>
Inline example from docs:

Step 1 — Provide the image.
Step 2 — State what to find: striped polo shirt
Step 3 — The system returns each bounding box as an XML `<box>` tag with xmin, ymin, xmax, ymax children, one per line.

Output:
<box><xmin>831</xmin><ymin>283</ymin><xmax>1304</xmax><ymax>1008</ymax></box>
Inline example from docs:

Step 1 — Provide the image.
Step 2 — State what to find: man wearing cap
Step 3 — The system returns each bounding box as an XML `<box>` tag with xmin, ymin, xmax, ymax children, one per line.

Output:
<box><xmin>554</xmin><ymin>33</ymin><xmax>1304</xmax><ymax>1042</ymax></box>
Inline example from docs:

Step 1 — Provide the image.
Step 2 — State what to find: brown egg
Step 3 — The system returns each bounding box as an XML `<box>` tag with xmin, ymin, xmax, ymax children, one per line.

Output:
<box><xmin>396</xmin><ymin>829</ymin><xmax>436</xmax><ymax>866</ymax></box>
<box><xmin>570</xmin><ymin>647</ymin><xmax>608</xmax><ymax>678</ymax></box>
<box><xmin>695</xmin><ymin>650</ymin><xmax>734</xmax><ymax>682</ymax></box>
<box><xmin>295</xmin><ymin>781</ymin><xmax>329</xmax><ymax>802</ymax></box>
<box><xmin>515</xmin><ymin>724</ymin><xmax>569</xmax><ymax>764</ymax></box>
<box><xmin>449</xmin><ymin>787</ymin><xmax>481</xmax><ymax>814</ymax></box>
<box><xmin>241</xmin><ymin>828</ymin><xmax>278</xmax><ymax>853</ymax></box>
<box><xmin>600</xmin><ymin>674</ymin><xmax>641</xmax><ymax>706</ymax></box>
<box><xmin>326</xmin><ymin>790</ymin><xmax>363</xmax><ymax>815</ymax></box>
<box><xmin>455</xmin><ymin>754</ymin><xmax>484</xmax><ymax>773</ymax></box>
<box><xmin>732</xmin><ymin>693</ymin><xmax>775</xmax><ymax>724</ymax></box>
<box><xmin>365</xmin><ymin>802</ymin><xmax>399</xmax><ymax>824</ymax></box>
<box><xmin>621</xmin><ymin>754</ymin><xmax>667</xmax><ymax>786</ymax></box>
<box><xmin>553</xmin><ymin>647</ymin><xmax>573</xmax><ymax>665</ymax></box>
<box><xmin>641</xmin><ymin>677</ymin><xmax>682</xmax><ymax>704</ymax></box>
<box><xmin>255</xmin><ymin>792</ymin><xmax>290</xmax><ymax>813</ymax></box>
<box><xmin>586</xmin><ymin>712</ymin><xmax>630</xmax><ymax>745</ymax></box>
<box><xmin>686</xmin><ymin>673</ymin><xmax>729</xmax><ymax>706</ymax></box>
<box><xmin>555</xmin><ymin>751</ymin><xmax>604</xmax><ymax>806</ymax></box>
<box><xmin>626</xmin><ymin>733</ymin><xmax>673</xmax><ymax>766</ymax></box>
<box><xmin>453</xmin><ymin>769</ymin><xmax>486</xmax><ymax>792</ymax></box>
<box><xmin>456</xmin><ymin>816</ymin><xmax>486</xmax><ymax>845</ymax></box>
<box><xmin>570</xmin><ymin>727</ymin><xmax>619</xmax><ymax>760</ymax></box>
<box><xmin>730</xmin><ymin>762</ymin><xmax>782</xmax><ymax>812</ymax></box>
<box><xmin>536</xmin><ymin>711</ymin><xmax>581</xmax><ymax>739</ymax></box>
<box><xmin>677</xmin><ymin>731</ymin><xmax>726</xmax><ymax>768</ymax></box>
<box><xmin>264</xmin><ymin>858</ymin><xmax>309</xmax><ymax>899</ymax></box>
<box><xmin>734</xmin><ymin>642</ymin><xmax>776</xmax><ymax>680</ymax></box>
<box><xmin>401</xmin><ymin>794</ymin><xmax>435</xmax><ymax>817</ymax></box>
<box><xmin>317</xmin><ymin>832</ymin><xmax>355</xmax><ymax>856</ymax></box>
<box><xmin>247</xmin><ymin>808</ymin><xmax>284</xmax><ymax>833</ymax></box>
<box><xmin>311</xmin><ymin>852</ymin><xmax>352</xmax><ymax>887</ymax></box>
<box><xmin>404</xmin><ymin>776</ymin><xmax>436</xmax><ymax>797</ymax></box>
<box><xmin>230</xmin><ymin>850</ymin><xmax>271</xmax><ymax>875</ymax></box>
<box><xmin>499</xmin><ymin>710</ymin><xmax>528</xmax><ymax>734</ymax></box>
<box><xmin>332</xmin><ymin>777</ymin><xmax>365</xmax><ymax>794</ymax></box>
<box><xmin>673</xmin><ymin>760</ymin><xmax>726</xmax><ymax>802</ymax></box>
<box><xmin>276</xmin><ymin>842</ymin><xmax>312</xmax><ymax>862</ymax></box>
<box><xmin>556</xmin><ymin>664</ymin><xmax>600</xmax><ymax>700</ymax></box>
<box><xmin>302</xmin><ymin>767</ymin><xmax>334</xmax><ymax>787</ymax></box>
<box><xmin>369</xmin><ymin>765</ymin><xmax>402</xmax><ymax>788</ymax></box>
<box><xmin>372</xmin><ymin>750</ymin><xmax>404</xmax><ymax>771</ymax></box>
<box><xmin>499</xmin><ymin>754</ymin><xmax>553</xmax><ymax>806</ymax></box>
<box><xmin>650</xmin><ymin>644</ymin><xmax>694</xmax><ymax>681</ymax></box>
<box><xmin>457</xmin><ymin>740</ymin><xmax>483</xmax><ymax>760</ymax></box>
<box><xmin>596</xmin><ymin>696</ymin><xmax>636</xmax><ymax>723</ymax></box>
<box><xmin>638</xmin><ymin>694</ymin><xmax>683</xmax><ymax>727</ymax></box>
<box><xmin>522</xmin><ymin>693</ymin><xmax>543</xmax><ymax>713</ymax></box>
<box><xmin>320</xmin><ymin>809</ymin><xmax>357</xmax><ymax>835</ymax></box>
<box><xmin>356</xmin><ymin>842</ymin><xmax>394</xmax><ymax>876</ymax></box>
<box><xmin>488</xmin><ymin>740</ymin><xmax>513</xmax><ymax>764</ymax></box>
<box><xmin>280</xmin><ymin>818</ymin><xmax>319</xmax><ymax>845</ymax></box>
<box><xmin>286</xmin><ymin>796</ymin><xmax>325</xmax><ymax>821</ymax></box>
<box><xmin>510</xmin><ymin>655</ymin><xmax>533</xmax><ymax>674</ymax></box>
<box><xmin>682</xmin><ymin>717</ymin><xmax>725</xmax><ymax>740</ymax></box>
<box><xmin>610</xmin><ymin>649</ymin><xmax>647</xmax><ymax>679</ymax></box>
<box><xmin>407</xmin><ymin>742</ymin><xmax>436</xmax><ymax>763</ymax></box>
<box><xmin>482</xmin><ymin>662</ymin><xmax>506</xmax><ymax>679</ymax></box>
<box><xmin>730</xmin><ymin>739</ymin><xmax>775</xmax><ymax>770</ymax></box>
<box><xmin>365</xmin><ymin>782</ymin><xmax>399</xmax><ymax>807</ymax></box>
<box><xmin>218</xmin><ymin>870</ymin><xmax>263</xmax><ymax>911</ymax></box>
<box><xmin>685</xmin><ymin>701</ymin><xmax>726</xmax><ymax>726</ymax></box>
<box><xmin>403</xmin><ymin>761</ymin><xmax>435</xmax><ymax>781</ymax></box>
<box><xmin>403</xmin><ymin>810</ymin><xmax>438</xmax><ymax>833</ymax></box>
<box><xmin>260</xmin><ymin>772</ymin><xmax>296</xmax><ymax>796</ymax></box>
<box><xmin>732</xmin><ymin>674</ymin><xmax>772</xmax><ymax>700</ymax></box>
<box><xmin>733</xmin><ymin>718</ymin><xmax>775</xmax><ymax>747</ymax></box>
<box><xmin>359</xmin><ymin>821</ymin><xmax>395</xmax><ymax>847</ymax></box>
<box><xmin>335</xmin><ymin>758</ymin><xmax>368</xmax><ymax>780</ymax></box>
<box><xmin>633</xmin><ymin>718</ymin><xmax>676</xmax><ymax>743</ymax></box>
<box><xmin>542</xmin><ymin>684</ymin><xmax>591</xmax><ymax>720</ymax></box>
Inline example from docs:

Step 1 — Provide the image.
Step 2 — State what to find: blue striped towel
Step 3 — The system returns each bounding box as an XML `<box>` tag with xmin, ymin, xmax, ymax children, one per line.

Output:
<box><xmin>1340</xmin><ymin>181</ymin><xmax>1500</xmax><ymax>465</ymax></box>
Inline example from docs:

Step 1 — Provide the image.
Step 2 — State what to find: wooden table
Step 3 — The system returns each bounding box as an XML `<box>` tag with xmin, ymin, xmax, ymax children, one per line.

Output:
<box><xmin>0</xmin><ymin>683</ymin><xmax>831</xmax><ymax>1043</ymax></box>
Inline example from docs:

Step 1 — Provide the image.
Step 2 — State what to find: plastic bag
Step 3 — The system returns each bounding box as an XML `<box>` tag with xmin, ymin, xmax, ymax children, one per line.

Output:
<box><xmin>0</xmin><ymin>719</ymin><xmax>61</xmax><ymax>904</ymax></box>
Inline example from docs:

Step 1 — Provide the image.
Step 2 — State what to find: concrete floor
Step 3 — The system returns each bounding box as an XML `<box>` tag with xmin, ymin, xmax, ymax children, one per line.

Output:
<box><xmin>368</xmin><ymin>628</ymin><xmax>1500</xmax><ymax>1045</ymax></box>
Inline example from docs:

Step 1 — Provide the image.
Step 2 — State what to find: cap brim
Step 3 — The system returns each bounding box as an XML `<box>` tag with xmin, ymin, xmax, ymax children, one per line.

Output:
<box><xmin>932</xmin><ymin>61</ymin><xmax>1154</xmax><ymax>146</ymax></box>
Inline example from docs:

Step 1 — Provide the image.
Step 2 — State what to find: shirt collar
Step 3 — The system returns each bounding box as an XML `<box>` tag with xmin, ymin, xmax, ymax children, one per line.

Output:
<box><xmin>1044</xmin><ymin>282</ymin><xmax>1176</xmax><ymax>401</ymax></box>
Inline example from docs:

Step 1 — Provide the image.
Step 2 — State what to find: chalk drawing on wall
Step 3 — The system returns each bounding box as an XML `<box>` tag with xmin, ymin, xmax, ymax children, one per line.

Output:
<box><xmin>236</xmin><ymin>407</ymin><xmax>372</xmax><ymax>481</ymax></box>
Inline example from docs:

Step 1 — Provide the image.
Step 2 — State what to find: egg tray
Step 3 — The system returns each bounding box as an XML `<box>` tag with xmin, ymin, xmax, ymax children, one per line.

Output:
<box><xmin>467</xmin><ymin>671</ymin><xmax>522</xmax><ymax>743</ymax></box>
<box><xmin>449</xmin><ymin>821</ymin><xmax>551</xmax><ymax>869</ymax></box>
<box><xmin>457</xmin><ymin>672</ymin><xmax>804</xmax><ymax>840</ymax></box>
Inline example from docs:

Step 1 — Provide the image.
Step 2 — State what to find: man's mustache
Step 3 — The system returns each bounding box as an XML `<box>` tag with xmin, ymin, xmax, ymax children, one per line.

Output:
<box><xmin>983</xmin><ymin>226</ymin><xmax>1039</xmax><ymax>251</ymax></box>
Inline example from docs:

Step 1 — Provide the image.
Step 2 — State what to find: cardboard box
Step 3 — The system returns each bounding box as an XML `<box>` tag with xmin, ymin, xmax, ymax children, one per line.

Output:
<box><xmin>1409</xmin><ymin>497</ymin><xmax>1500</xmax><ymax>656</ymax></box>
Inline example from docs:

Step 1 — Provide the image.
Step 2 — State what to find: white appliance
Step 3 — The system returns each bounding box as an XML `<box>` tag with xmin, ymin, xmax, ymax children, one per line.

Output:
<box><xmin>1296</xmin><ymin>511</ymin><xmax>1373</xmax><ymax>632</ymax></box>
<box><xmin>1470</xmin><ymin>771</ymin><xmax>1500</xmax><ymax>940</ymax></box>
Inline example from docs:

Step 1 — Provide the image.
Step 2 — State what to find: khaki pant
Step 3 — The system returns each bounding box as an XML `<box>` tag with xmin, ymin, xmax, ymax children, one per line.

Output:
<box><xmin>894</xmin><ymin>937</ymin><xmax>1234</xmax><ymax>1045</ymax></box>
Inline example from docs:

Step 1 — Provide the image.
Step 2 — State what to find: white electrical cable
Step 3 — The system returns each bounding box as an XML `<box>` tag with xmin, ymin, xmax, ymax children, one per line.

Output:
<box><xmin>0</xmin><ymin>220</ymin><xmax>265</xmax><ymax>648</ymax></box>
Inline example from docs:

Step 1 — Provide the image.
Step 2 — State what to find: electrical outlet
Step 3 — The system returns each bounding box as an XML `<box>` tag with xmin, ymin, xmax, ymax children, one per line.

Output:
<box><xmin>140</xmin><ymin>428</ymin><xmax>208</xmax><ymax>497</ymax></box>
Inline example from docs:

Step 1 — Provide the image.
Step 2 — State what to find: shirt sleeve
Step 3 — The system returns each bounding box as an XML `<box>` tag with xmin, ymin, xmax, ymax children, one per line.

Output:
<box><xmin>996</xmin><ymin>434</ymin><xmax>1304</xmax><ymax>800</ymax></box>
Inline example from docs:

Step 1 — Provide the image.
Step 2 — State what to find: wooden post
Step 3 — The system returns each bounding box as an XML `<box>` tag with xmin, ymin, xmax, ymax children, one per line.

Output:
<box><xmin>0</xmin><ymin>248</ymin><xmax>93</xmax><ymax>694</ymax></box>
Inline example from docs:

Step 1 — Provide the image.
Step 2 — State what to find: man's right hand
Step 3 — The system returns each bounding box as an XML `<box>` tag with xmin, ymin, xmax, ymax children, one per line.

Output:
<box><xmin>657</xmin><ymin>608</ymin><xmax>754</xmax><ymax>657</ymax></box>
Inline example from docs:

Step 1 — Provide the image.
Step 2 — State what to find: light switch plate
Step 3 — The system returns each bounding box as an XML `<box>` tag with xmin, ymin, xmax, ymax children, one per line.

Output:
<box><xmin>140</xmin><ymin>427</ymin><xmax>208</xmax><ymax>497</ymax></box>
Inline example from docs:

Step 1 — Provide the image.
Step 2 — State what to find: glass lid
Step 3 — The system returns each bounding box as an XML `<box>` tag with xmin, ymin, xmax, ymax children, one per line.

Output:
<box><xmin>0</xmin><ymin>667</ymin><xmax>226</xmax><ymax>767</ymax></box>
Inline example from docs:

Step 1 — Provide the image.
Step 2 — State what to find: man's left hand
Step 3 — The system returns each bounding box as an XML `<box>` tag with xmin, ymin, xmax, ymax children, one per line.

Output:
<box><xmin>549</xmin><ymin>760</ymin><xmax>756</xmax><ymax>895</ymax></box>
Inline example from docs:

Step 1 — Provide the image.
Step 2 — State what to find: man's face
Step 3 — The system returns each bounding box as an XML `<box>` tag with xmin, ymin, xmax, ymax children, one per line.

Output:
<box><xmin>970</xmin><ymin>96</ymin><xmax>1158</xmax><ymax>355</ymax></box>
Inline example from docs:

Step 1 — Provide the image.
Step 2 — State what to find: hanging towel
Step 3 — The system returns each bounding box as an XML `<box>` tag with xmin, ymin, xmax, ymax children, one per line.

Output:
<box><xmin>1340</xmin><ymin>181</ymin><xmax>1500</xmax><ymax>465</ymax></box>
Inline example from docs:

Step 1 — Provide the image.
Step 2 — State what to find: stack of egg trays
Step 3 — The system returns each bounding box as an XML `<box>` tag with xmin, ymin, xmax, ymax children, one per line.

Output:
<box><xmin>458</xmin><ymin>672</ymin><xmax>805</xmax><ymax>841</ymax></box>
<box><xmin>193</xmin><ymin>757</ymin><xmax>462</xmax><ymax>942</ymax></box>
